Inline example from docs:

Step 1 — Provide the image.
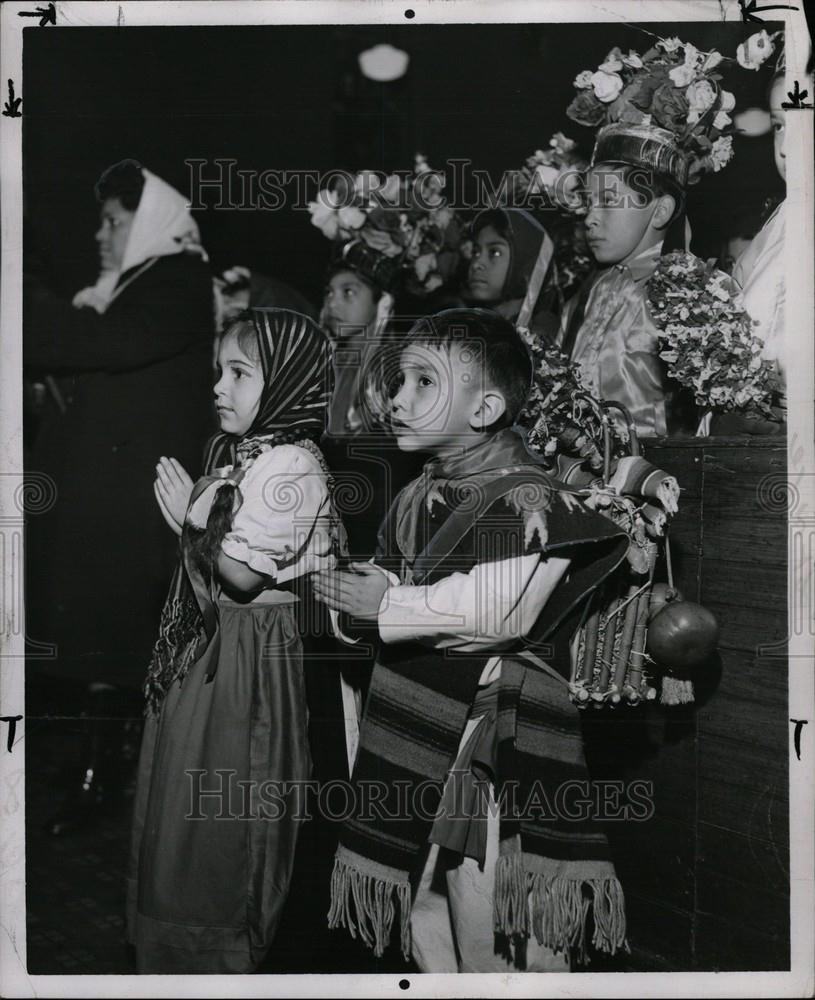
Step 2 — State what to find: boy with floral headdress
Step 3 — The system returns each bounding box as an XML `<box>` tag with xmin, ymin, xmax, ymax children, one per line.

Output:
<box><xmin>558</xmin><ymin>36</ymin><xmax>741</xmax><ymax>437</ymax></box>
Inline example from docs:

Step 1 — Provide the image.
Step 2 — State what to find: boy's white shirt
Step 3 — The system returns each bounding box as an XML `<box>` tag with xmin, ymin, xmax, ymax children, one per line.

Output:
<box><xmin>330</xmin><ymin>553</ymin><xmax>571</xmax><ymax>685</ymax></box>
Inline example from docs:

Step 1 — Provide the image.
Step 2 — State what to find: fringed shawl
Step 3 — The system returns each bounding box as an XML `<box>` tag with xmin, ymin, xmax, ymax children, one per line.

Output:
<box><xmin>328</xmin><ymin>428</ymin><xmax>630</xmax><ymax>962</ymax></box>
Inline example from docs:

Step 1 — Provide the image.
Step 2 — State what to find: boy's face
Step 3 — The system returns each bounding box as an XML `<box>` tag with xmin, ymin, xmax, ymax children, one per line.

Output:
<box><xmin>584</xmin><ymin>166</ymin><xmax>664</xmax><ymax>266</ymax></box>
<box><xmin>323</xmin><ymin>269</ymin><xmax>378</xmax><ymax>336</ymax></box>
<box><xmin>467</xmin><ymin>224</ymin><xmax>511</xmax><ymax>302</ymax></box>
<box><xmin>390</xmin><ymin>343</ymin><xmax>486</xmax><ymax>455</ymax></box>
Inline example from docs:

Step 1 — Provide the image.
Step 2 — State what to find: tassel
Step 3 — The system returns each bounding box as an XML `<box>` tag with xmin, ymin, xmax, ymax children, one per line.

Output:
<box><xmin>661</xmin><ymin>676</ymin><xmax>695</xmax><ymax>705</ymax></box>
<box><xmin>493</xmin><ymin>852</ymin><xmax>529</xmax><ymax>938</ymax></box>
<box><xmin>328</xmin><ymin>855</ymin><xmax>412</xmax><ymax>959</ymax></box>
<box><xmin>495</xmin><ymin>862</ymin><xmax>628</xmax><ymax>963</ymax></box>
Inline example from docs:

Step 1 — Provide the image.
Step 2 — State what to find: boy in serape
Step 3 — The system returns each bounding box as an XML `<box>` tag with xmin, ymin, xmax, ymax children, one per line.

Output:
<box><xmin>313</xmin><ymin>309</ymin><xmax>629</xmax><ymax>973</ymax></box>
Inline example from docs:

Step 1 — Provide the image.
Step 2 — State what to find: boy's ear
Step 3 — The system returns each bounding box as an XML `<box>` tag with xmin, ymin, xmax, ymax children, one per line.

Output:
<box><xmin>470</xmin><ymin>389</ymin><xmax>507</xmax><ymax>430</ymax></box>
<box><xmin>652</xmin><ymin>193</ymin><xmax>676</xmax><ymax>232</ymax></box>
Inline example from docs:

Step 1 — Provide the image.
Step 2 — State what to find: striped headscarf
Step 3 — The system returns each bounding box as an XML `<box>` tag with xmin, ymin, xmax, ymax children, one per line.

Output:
<box><xmin>144</xmin><ymin>307</ymin><xmax>333</xmax><ymax>713</ymax></box>
<box><xmin>206</xmin><ymin>307</ymin><xmax>333</xmax><ymax>471</ymax></box>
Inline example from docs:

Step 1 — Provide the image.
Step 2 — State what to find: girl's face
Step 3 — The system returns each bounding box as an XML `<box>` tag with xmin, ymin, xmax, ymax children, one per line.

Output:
<box><xmin>323</xmin><ymin>269</ymin><xmax>378</xmax><ymax>336</ymax></box>
<box><xmin>769</xmin><ymin>76</ymin><xmax>786</xmax><ymax>182</ymax></box>
<box><xmin>213</xmin><ymin>330</ymin><xmax>264</xmax><ymax>436</ymax></box>
<box><xmin>95</xmin><ymin>197</ymin><xmax>135</xmax><ymax>272</ymax></box>
<box><xmin>467</xmin><ymin>224</ymin><xmax>511</xmax><ymax>302</ymax></box>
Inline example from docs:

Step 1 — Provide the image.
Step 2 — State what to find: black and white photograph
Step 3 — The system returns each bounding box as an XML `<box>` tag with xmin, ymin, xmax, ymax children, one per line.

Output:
<box><xmin>1</xmin><ymin>0</ymin><xmax>813</xmax><ymax>994</ymax></box>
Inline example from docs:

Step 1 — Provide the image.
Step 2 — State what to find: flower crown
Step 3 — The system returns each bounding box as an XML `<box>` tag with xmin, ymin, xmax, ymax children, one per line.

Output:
<box><xmin>567</xmin><ymin>36</ymin><xmax>743</xmax><ymax>184</ymax></box>
<box><xmin>507</xmin><ymin>132</ymin><xmax>588</xmax><ymax>215</ymax></box>
<box><xmin>308</xmin><ymin>155</ymin><xmax>464</xmax><ymax>296</ymax></box>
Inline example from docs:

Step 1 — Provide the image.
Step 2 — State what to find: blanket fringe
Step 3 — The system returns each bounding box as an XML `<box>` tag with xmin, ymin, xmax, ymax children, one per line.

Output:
<box><xmin>328</xmin><ymin>854</ymin><xmax>412</xmax><ymax>959</ymax></box>
<box><xmin>494</xmin><ymin>854</ymin><xmax>627</xmax><ymax>964</ymax></box>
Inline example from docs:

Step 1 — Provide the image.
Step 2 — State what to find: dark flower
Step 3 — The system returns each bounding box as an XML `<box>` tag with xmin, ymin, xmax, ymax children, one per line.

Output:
<box><xmin>567</xmin><ymin>90</ymin><xmax>607</xmax><ymax>127</ymax></box>
<box><xmin>650</xmin><ymin>81</ymin><xmax>690</xmax><ymax>131</ymax></box>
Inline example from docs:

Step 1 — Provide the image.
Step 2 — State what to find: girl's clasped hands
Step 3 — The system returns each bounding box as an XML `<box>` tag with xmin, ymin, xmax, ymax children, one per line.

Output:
<box><xmin>153</xmin><ymin>456</ymin><xmax>194</xmax><ymax>536</ymax></box>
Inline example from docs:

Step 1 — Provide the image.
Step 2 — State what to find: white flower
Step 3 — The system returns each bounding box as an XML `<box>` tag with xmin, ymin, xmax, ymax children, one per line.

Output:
<box><xmin>308</xmin><ymin>190</ymin><xmax>366</xmax><ymax>239</ymax></box>
<box><xmin>621</xmin><ymin>50</ymin><xmax>643</xmax><ymax>69</ymax></box>
<box><xmin>414</xmin><ymin>252</ymin><xmax>438</xmax><ymax>282</ymax></box>
<box><xmin>549</xmin><ymin>131</ymin><xmax>576</xmax><ymax>155</ymax></box>
<box><xmin>379</xmin><ymin>173</ymin><xmax>403</xmax><ymax>204</ymax></box>
<box><xmin>683</xmin><ymin>43</ymin><xmax>701</xmax><ymax>70</ymax></box>
<box><xmin>599</xmin><ymin>50</ymin><xmax>623</xmax><ymax>74</ymax></box>
<box><xmin>591</xmin><ymin>70</ymin><xmax>624</xmax><ymax>103</ymax></box>
<box><xmin>737</xmin><ymin>30</ymin><xmax>775</xmax><ymax>71</ymax></box>
<box><xmin>702</xmin><ymin>50</ymin><xmax>724</xmax><ymax>71</ymax></box>
<box><xmin>669</xmin><ymin>62</ymin><xmax>696</xmax><ymax>88</ymax></box>
<box><xmin>713</xmin><ymin>110</ymin><xmax>732</xmax><ymax>130</ymax></box>
<box><xmin>574</xmin><ymin>70</ymin><xmax>594</xmax><ymax>89</ymax></box>
<box><xmin>533</xmin><ymin>162</ymin><xmax>560</xmax><ymax>191</ymax></box>
<box><xmin>709</xmin><ymin>135</ymin><xmax>734</xmax><ymax>171</ymax></box>
<box><xmin>430</xmin><ymin>205</ymin><xmax>453</xmax><ymax>230</ymax></box>
<box><xmin>686</xmin><ymin>79</ymin><xmax>717</xmax><ymax>123</ymax></box>
<box><xmin>659</xmin><ymin>37</ymin><xmax>683</xmax><ymax>53</ymax></box>
<box><xmin>353</xmin><ymin>170</ymin><xmax>382</xmax><ymax>201</ymax></box>
<box><xmin>719</xmin><ymin>90</ymin><xmax>736</xmax><ymax>113</ymax></box>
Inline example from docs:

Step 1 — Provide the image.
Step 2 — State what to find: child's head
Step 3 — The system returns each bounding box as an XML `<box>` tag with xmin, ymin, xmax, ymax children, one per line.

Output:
<box><xmin>214</xmin><ymin>309</ymin><xmax>332</xmax><ymax>439</ymax></box>
<box><xmin>322</xmin><ymin>265</ymin><xmax>382</xmax><ymax>337</ymax></box>
<box><xmin>389</xmin><ymin>308</ymin><xmax>532</xmax><ymax>455</ymax></box>
<box><xmin>214</xmin><ymin>318</ymin><xmax>264</xmax><ymax>436</ymax></box>
<box><xmin>466</xmin><ymin>208</ymin><xmax>546</xmax><ymax>304</ymax></box>
<box><xmin>585</xmin><ymin>162</ymin><xmax>682</xmax><ymax>265</ymax></box>
<box><xmin>768</xmin><ymin>73</ymin><xmax>786</xmax><ymax>182</ymax></box>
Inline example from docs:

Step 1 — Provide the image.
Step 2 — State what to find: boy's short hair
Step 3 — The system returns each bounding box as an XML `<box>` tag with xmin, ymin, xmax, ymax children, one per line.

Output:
<box><xmin>592</xmin><ymin>160</ymin><xmax>686</xmax><ymax>225</ymax></box>
<box><xmin>405</xmin><ymin>308</ymin><xmax>533</xmax><ymax>427</ymax></box>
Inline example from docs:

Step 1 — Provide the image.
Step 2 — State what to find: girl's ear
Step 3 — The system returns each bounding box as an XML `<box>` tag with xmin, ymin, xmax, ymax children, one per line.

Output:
<box><xmin>375</xmin><ymin>291</ymin><xmax>394</xmax><ymax>329</ymax></box>
<box><xmin>470</xmin><ymin>389</ymin><xmax>507</xmax><ymax>430</ymax></box>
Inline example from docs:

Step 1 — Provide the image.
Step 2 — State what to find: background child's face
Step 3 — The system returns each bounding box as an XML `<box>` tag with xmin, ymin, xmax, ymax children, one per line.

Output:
<box><xmin>585</xmin><ymin>166</ymin><xmax>663</xmax><ymax>265</ymax></box>
<box><xmin>721</xmin><ymin>234</ymin><xmax>752</xmax><ymax>273</ymax></box>
<box><xmin>769</xmin><ymin>76</ymin><xmax>786</xmax><ymax>182</ymax></box>
<box><xmin>390</xmin><ymin>343</ymin><xmax>483</xmax><ymax>455</ymax></box>
<box><xmin>323</xmin><ymin>269</ymin><xmax>378</xmax><ymax>335</ymax></box>
<box><xmin>467</xmin><ymin>225</ymin><xmax>511</xmax><ymax>301</ymax></box>
<box><xmin>213</xmin><ymin>330</ymin><xmax>264</xmax><ymax>436</ymax></box>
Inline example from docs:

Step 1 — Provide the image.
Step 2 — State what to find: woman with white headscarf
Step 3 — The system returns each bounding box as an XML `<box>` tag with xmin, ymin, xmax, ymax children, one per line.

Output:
<box><xmin>25</xmin><ymin>160</ymin><xmax>215</xmax><ymax>834</ymax></box>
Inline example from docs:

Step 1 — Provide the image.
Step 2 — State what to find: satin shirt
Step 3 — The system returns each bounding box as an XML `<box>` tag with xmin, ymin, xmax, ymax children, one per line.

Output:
<box><xmin>558</xmin><ymin>243</ymin><xmax>667</xmax><ymax>438</ymax></box>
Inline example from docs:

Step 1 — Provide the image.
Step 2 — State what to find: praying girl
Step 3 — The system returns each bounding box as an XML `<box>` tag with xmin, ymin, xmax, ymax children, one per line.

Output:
<box><xmin>127</xmin><ymin>308</ymin><xmax>344</xmax><ymax>973</ymax></box>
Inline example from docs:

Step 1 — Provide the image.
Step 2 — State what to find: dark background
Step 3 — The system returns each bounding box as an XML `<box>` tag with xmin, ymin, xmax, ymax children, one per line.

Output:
<box><xmin>22</xmin><ymin>19</ymin><xmax>790</xmax><ymax>976</ymax></box>
<box><xmin>24</xmin><ymin>21</ymin><xmax>784</xmax><ymax>307</ymax></box>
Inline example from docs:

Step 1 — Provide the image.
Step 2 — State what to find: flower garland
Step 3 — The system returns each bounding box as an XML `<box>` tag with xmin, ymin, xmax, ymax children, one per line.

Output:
<box><xmin>515</xmin><ymin>326</ymin><xmax>629</xmax><ymax>473</ymax></box>
<box><xmin>307</xmin><ymin>154</ymin><xmax>464</xmax><ymax>296</ymax></box>
<box><xmin>567</xmin><ymin>36</ymin><xmax>740</xmax><ymax>182</ymax></box>
<box><xmin>647</xmin><ymin>251</ymin><xmax>778</xmax><ymax>417</ymax></box>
